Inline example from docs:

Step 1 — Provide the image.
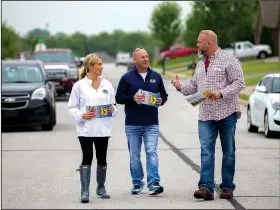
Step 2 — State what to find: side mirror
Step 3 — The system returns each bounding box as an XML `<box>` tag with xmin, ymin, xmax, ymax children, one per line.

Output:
<box><xmin>256</xmin><ymin>85</ymin><xmax>266</xmax><ymax>93</ymax></box>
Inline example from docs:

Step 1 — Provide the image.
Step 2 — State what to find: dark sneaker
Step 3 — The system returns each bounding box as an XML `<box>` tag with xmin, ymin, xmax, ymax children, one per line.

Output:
<box><xmin>194</xmin><ymin>188</ymin><xmax>214</xmax><ymax>200</ymax></box>
<box><xmin>131</xmin><ymin>184</ymin><xmax>143</xmax><ymax>195</ymax></box>
<box><xmin>149</xmin><ymin>182</ymin><xmax>164</xmax><ymax>195</ymax></box>
<box><xmin>220</xmin><ymin>188</ymin><xmax>233</xmax><ymax>199</ymax></box>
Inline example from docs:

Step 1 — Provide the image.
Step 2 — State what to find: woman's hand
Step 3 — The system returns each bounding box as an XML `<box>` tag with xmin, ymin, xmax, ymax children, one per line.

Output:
<box><xmin>108</xmin><ymin>104</ymin><xmax>114</xmax><ymax>113</ymax></box>
<box><xmin>82</xmin><ymin>108</ymin><xmax>97</xmax><ymax>120</ymax></box>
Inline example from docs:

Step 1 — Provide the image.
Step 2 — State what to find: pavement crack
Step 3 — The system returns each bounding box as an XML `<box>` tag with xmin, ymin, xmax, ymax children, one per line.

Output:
<box><xmin>159</xmin><ymin>131</ymin><xmax>246</xmax><ymax>210</ymax></box>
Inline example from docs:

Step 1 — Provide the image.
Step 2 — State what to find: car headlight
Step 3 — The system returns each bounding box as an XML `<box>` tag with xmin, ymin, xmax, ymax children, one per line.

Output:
<box><xmin>270</xmin><ymin>98</ymin><xmax>280</xmax><ymax>110</ymax></box>
<box><xmin>31</xmin><ymin>88</ymin><xmax>46</xmax><ymax>100</ymax></box>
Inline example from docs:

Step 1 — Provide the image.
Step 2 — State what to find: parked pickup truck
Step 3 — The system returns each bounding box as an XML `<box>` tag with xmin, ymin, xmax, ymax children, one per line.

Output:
<box><xmin>224</xmin><ymin>41</ymin><xmax>272</xmax><ymax>59</ymax></box>
<box><xmin>32</xmin><ymin>48</ymin><xmax>79</xmax><ymax>96</ymax></box>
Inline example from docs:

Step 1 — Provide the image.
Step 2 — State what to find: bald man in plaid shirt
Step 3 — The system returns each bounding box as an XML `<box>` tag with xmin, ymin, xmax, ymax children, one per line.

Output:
<box><xmin>172</xmin><ymin>30</ymin><xmax>245</xmax><ymax>200</ymax></box>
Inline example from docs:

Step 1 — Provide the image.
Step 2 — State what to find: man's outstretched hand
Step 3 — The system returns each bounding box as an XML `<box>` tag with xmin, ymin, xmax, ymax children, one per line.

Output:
<box><xmin>171</xmin><ymin>75</ymin><xmax>182</xmax><ymax>90</ymax></box>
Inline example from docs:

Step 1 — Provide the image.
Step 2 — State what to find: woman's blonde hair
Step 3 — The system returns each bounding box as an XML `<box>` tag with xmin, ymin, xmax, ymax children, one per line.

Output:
<box><xmin>80</xmin><ymin>53</ymin><xmax>102</xmax><ymax>79</ymax></box>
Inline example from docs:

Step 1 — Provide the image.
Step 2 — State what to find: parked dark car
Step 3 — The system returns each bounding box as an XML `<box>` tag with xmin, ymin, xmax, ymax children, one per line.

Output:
<box><xmin>2</xmin><ymin>60</ymin><xmax>56</xmax><ymax>131</ymax></box>
<box><xmin>32</xmin><ymin>48</ymin><xmax>79</xmax><ymax>96</ymax></box>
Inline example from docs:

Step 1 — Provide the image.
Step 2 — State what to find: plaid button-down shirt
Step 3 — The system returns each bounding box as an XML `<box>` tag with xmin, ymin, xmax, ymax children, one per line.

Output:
<box><xmin>180</xmin><ymin>48</ymin><xmax>245</xmax><ymax>121</ymax></box>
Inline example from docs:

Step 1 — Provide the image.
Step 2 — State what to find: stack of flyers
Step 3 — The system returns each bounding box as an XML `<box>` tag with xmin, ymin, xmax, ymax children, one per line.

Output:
<box><xmin>185</xmin><ymin>90</ymin><xmax>212</xmax><ymax>107</ymax></box>
<box><xmin>138</xmin><ymin>89</ymin><xmax>161</xmax><ymax>107</ymax></box>
<box><xmin>86</xmin><ymin>104</ymin><xmax>112</xmax><ymax>118</ymax></box>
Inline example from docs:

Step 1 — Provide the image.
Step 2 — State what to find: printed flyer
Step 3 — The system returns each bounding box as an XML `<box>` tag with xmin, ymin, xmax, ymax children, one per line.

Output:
<box><xmin>86</xmin><ymin>104</ymin><xmax>112</xmax><ymax>118</ymax></box>
<box><xmin>138</xmin><ymin>89</ymin><xmax>161</xmax><ymax>108</ymax></box>
<box><xmin>185</xmin><ymin>90</ymin><xmax>212</xmax><ymax>106</ymax></box>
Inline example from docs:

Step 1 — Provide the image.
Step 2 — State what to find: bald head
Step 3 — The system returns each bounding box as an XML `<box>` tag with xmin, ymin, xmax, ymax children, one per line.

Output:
<box><xmin>197</xmin><ymin>30</ymin><xmax>219</xmax><ymax>56</ymax></box>
<box><xmin>199</xmin><ymin>30</ymin><xmax>218</xmax><ymax>44</ymax></box>
<box><xmin>133</xmin><ymin>48</ymin><xmax>146</xmax><ymax>59</ymax></box>
<box><xmin>133</xmin><ymin>48</ymin><xmax>149</xmax><ymax>72</ymax></box>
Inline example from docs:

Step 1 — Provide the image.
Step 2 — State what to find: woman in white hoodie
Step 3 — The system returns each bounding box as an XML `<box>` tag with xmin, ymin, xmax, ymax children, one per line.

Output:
<box><xmin>67</xmin><ymin>53</ymin><xmax>118</xmax><ymax>203</ymax></box>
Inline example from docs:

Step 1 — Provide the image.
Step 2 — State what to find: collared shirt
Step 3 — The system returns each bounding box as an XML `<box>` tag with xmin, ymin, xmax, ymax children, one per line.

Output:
<box><xmin>67</xmin><ymin>76</ymin><xmax>118</xmax><ymax>137</ymax></box>
<box><xmin>204</xmin><ymin>56</ymin><xmax>210</xmax><ymax>70</ymax></box>
<box><xmin>180</xmin><ymin>48</ymin><xmax>245</xmax><ymax>121</ymax></box>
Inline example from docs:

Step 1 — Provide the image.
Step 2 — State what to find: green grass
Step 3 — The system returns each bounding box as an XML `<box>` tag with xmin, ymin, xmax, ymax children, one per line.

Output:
<box><xmin>245</xmin><ymin>76</ymin><xmax>263</xmax><ymax>86</ymax></box>
<box><xmin>153</xmin><ymin>56</ymin><xmax>279</xmax><ymax>75</ymax></box>
<box><xmin>242</xmin><ymin>60</ymin><xmax>280</xmax><ymax>75</ymax></box>
<box><xmin>239</xmin><ymin>93</ymin><xmax>250</xmax><ymax>101</ymax></box>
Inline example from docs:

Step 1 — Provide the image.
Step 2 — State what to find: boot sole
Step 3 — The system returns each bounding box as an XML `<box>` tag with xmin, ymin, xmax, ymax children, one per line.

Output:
<box><xmin>220</xmin><ymin>194</ymin><xmax>233</xmax><ymax>199</ymax></box>
<box><xmin>194</xmin><ymin>192</ymin><xmax>214</xmax><ymax>200</ymax></box>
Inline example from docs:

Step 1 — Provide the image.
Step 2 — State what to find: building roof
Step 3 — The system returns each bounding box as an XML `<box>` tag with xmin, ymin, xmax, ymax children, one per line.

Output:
<box><xmin>260</xmin><ymin>1</ymin><xmax>280</xmax><ymax>28</ymax></box>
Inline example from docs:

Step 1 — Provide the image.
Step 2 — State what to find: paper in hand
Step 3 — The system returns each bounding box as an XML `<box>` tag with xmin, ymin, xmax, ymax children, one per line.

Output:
<box><xmin>185</xmin><ymin>90</ymin><xmax>212</xmax><ymax>107</ymax></box>
<box><xmin>138</xmin><ymin>89</ymin><xmax>161</xmax><ymax>108</ymax></box>
<box><xmin>86</xmin><ymin>105</ymin><xmax>112</xmax><ymax>118</ymax></box>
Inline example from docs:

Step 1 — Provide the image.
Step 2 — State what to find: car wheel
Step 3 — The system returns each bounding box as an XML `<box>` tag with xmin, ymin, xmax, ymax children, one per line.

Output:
<box><xmin>53</xmin><ymin>109</ymin><xmax>57</xmax><ymax>126</ymax></box>
<box><xmin>41</xmin><ymin>122</ymin><xmax>54</xmax><ymax>131</ymax></box>
<box><xmin>41</xmin><ymin>110</ymin><xmax>55</xmax><ymax>131</ymax></box>
<box><xmin>264</xmin><ymin>112</ymin><xmax>273</xmax><ymax>138</ymax></box>
<box><xmin>258</xmin><ymin>51</ymin><xmax>267</xmax><ymax>59</ymax></box>
<box><xmin>247</xmin><ymin>107</ymin><xmax>258</xmax><ymax>132</ymax></box>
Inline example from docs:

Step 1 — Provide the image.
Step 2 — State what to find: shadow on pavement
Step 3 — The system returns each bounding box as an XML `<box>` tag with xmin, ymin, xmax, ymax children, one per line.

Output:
<box><xmin>254</xmin><ymin>131</ymin><xmax>280</xmax><ymax>140</ymax></box>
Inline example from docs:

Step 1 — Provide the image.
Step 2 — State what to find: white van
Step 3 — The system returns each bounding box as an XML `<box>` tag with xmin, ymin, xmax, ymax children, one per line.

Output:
<box><xmin>116</xmin><ymin>52</ymin><xmax>131</xmax><ymax>66</ymax></box>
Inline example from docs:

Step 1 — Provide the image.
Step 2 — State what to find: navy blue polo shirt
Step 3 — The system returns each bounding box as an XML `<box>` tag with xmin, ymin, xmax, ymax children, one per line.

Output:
<box><xmin>115</xmin><ymin>67</ymin><xmax>168</xmax><ymax>125</ymax></box>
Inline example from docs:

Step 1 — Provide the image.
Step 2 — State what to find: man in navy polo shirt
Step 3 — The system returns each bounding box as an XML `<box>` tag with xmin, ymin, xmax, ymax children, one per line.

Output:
<box><xmin>116</xmin><ymin>48</ymin><xmax>168</xmax><ymax>195</ymax></box>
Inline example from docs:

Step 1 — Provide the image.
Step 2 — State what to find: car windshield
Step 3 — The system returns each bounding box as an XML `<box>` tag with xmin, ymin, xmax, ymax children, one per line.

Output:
<box><xmin>272</xmin><ymin>77</ymin><xmax>280</xmax><ymax>93</ymax></box>
<box><xmin>2</xmin><ymin>64</ymin><xmax>44</xmax><ymax>83</ymax></box>
<box><xmin>32</xmin><ymin>51</ymin><xmax>74</xmax><ymax>63</ymax></box>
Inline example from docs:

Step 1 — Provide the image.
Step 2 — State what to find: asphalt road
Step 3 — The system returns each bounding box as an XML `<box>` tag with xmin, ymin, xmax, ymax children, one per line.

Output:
<box><xmin>2</xmin><ymin>64</ymin><xmax>279</xmax><ymax>209</ymax></box>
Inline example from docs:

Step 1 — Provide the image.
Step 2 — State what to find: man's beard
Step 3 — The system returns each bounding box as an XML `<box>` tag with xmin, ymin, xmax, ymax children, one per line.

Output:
<box><xmin>198</xmin><ymin>49</ymin><xmax>205</xmax><ymax>55</ymax></box>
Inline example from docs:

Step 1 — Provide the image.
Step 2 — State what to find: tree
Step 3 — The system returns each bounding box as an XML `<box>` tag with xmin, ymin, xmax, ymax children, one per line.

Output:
<box><xmin>183</xmin><ymin>0</ymin><xmax>259</xmax><ymax>48</ymax></box>
<box><xmin>26</xmin><ymin>28</ymin><xmax>50</xmax><ymax>37</ymax></box>
<box><xmin>1</xmin><ymin>21</ymin><xmax>20</xmax><ymax>59</ymax></box>
<box><xmin>149</xmin><ymin>1</ymin><xmax>182</xmax><ymax>49</ymax></box>
<box><xmin>18</xmin><ymin>28</ymin><xmax>157</xmax><ymax>60</ymax></box>
<box><xmin>67</xmin><ymin>32</ymin><xmax>88</xmax><ymax>56</ymax></box>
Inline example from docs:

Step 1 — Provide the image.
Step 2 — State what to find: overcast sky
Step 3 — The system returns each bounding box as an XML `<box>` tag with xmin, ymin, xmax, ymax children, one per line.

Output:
<box><xmin>2</xmin><ymin>1</ymin><xmax>193</xmax><ymax>36</ymax></box>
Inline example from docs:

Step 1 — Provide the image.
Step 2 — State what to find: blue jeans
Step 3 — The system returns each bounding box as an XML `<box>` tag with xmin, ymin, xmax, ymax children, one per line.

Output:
<box><xmin>198</xmin><ymin>113</ymin><xmax>237</xmax><ymax>195</ymax></box>
<box><xmin>125</xmin><ymin>125</ymin><xmax>160</xmax><ymax>188</ymax></box>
